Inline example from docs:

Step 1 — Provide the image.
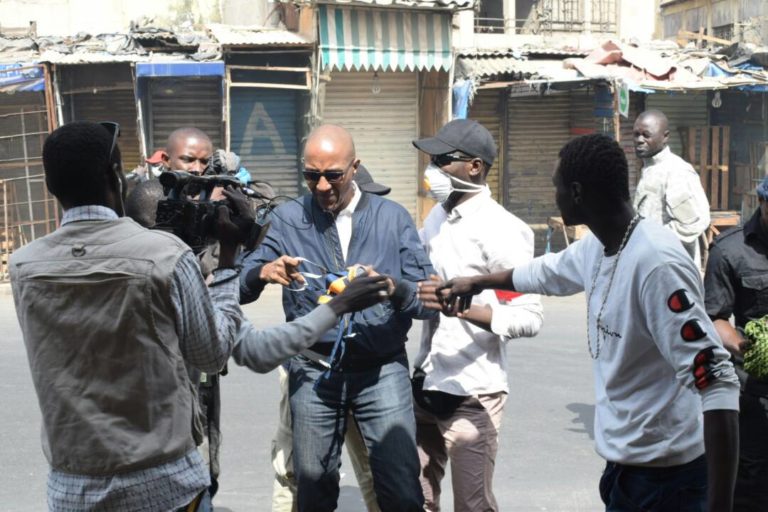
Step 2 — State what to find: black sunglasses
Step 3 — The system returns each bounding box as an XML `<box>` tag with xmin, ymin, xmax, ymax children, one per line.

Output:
<box><xmin>99</xmin><ymin>121</ymin><xmax>120</xmax><ymax>164</ymax></box>
<box><xmin>432</xmin><ymin>152</ymin><xmax>474</xmax><ymax>167</ymax></box>
<box><xmin>301</xmin><ymin>160</ymin><xmax>355</xmax><ymax>184</ymax></box>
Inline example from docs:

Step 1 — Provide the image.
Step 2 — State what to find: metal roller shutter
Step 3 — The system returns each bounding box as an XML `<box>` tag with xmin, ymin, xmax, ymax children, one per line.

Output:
<box><xmin>506</xmin><ymin>92</ymin><xmax>571</xmax><ymax>226</ymax></box>
<box><xmin>0</xmin><ymin>92</ymin><xmax>57</xmax><ymax>246</ymax></box>
<box><xmin>468</xmin><ymin>89</ymin><xmax>503</xmax><ymax>202</ymax></box>
<box><xmin>507</xmin><ymin>92</ymin><xmax>572</xmax><ymax>254</ymax></box>
<box><xmin>67</xmin><ymin>89</ymin><xmax>142</xmax><ymax>172</ymax></box>
<box><xmin>149</xmin><ymin>78</ymin><xmax>223</xmax><ymax>153</ymax></box>
<box><xmin>645</xmin><ymin>92</ymin><xmax>708</xmax><ymax>159</ymax></box>
<box><xmin>230</xmin><ymin>88</ymin><xmax>300</xmax><ymax>198</ymax></box>
<box><xmin>619</xmin><ymin>93</ymin><xmax>644</xmax><ymax>191</ymax></box>
<box><xmin>322</xmin><ymin>71</ymin><xmax>419</xmax><ymax>219</ymax></box>
<box><xmin>506</xmin><ymin>89</ymin><xmax>598</xmax><ymax>254</ymax></box>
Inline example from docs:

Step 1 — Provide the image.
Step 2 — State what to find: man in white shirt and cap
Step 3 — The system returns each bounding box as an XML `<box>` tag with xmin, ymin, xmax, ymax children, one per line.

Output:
<box><xmin>413</xmin><ymin>119</ymin><xmax>543</xmax><ymax>512</ymax></box>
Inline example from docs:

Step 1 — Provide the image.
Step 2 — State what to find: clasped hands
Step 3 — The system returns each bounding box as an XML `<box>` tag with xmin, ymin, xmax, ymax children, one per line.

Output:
<box><xmin>417</xmin><ymin>275</ymin><xmax>482</xmax><ymax>317</ymax></box>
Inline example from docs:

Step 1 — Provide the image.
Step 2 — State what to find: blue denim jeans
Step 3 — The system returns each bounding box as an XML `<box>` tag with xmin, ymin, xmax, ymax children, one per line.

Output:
<box><xmin>289</xmin><ymin>353</ymin><xmax>423</xmax><ymax>512</ymax></box>
<box><xmin>599</xmin><ymin>455</ymin><xmax>707</xmax><ymax>512</ymax></box>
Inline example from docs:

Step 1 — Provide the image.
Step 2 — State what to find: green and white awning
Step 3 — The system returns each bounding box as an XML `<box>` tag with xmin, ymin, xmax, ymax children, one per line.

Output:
<box><xmin>318</xmin><ymin>4</ymin><xmax>452</xmax><ymax>72</ymax></box>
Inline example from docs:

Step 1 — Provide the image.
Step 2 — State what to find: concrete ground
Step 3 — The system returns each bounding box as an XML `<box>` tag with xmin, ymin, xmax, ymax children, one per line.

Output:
<box><xmin>2</xmin><ymin>284</ymin><xmax>604</xmax><ymax>512</ymax></box>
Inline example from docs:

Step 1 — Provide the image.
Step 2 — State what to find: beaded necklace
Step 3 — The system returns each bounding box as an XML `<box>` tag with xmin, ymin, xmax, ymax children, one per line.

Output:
<box><xmin>586</xmin><ymin>215</ymin><xmax>641</xmax><ymax>360</ymax></box>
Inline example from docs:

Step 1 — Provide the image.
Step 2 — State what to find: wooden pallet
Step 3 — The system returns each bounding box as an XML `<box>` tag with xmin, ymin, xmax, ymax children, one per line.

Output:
<box><xmin>684</xmin><ymin>126</ymin><xmax>731</xmax><ymax>211</ymax></box>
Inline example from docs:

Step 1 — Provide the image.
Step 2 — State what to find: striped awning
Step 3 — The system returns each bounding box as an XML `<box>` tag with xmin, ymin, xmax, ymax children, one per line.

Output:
<box><xmin>318</xmin><ymin>5</ymin><xmax>452</xmax><ymax>72</ymax></box>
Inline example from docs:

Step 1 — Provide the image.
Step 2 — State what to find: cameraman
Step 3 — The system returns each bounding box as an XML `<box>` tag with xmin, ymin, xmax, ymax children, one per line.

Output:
<box><xmin>162</xmin><ymin>127</ymin><xmax>213</xmax><ymax>176</ymax></box>
<box><xmin>157</xmin><ymin>127</ymin><xmax>273</xmax><ymax>502</ymax></box>
<box><xmin>10</xmin><ymin>121</ymin><xmax>244</xmax><ymax>511</ymax></box>
<box><xmin>159</xmin><ymin>126</ymin><xmax>229</xmax><ymax>498</ymax></box>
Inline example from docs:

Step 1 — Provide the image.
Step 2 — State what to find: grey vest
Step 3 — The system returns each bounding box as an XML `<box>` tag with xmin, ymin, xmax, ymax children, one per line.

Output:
<box><xmin>10</xmin><ymin>217</ymin><xmax>200</xmax><ymax>476</ymax></box>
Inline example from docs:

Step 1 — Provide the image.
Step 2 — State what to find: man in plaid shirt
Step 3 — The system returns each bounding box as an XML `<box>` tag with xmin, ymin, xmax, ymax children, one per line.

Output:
<box><xmin>10</xmin><ymin>121</ymin><xmax>245</xmax><ymax>512</ymax></box>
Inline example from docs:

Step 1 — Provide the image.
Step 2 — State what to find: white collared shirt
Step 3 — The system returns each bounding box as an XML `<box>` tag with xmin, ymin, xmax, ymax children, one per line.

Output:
<box><xmin>336</xmin><ymin>181</ymin><xmax>362</xmax><ymax>261</ymax></box>
<box><xmin>415</xmin><ymin>187</ymin><xmax>544</xmax><ymax>396</ymax></box>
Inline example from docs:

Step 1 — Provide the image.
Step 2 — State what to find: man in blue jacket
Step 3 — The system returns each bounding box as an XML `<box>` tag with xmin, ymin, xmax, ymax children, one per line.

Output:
<box><xmin>240</xmin><ymin>124</ymin><xmax>434</xmax><ymax>512</ymax></box>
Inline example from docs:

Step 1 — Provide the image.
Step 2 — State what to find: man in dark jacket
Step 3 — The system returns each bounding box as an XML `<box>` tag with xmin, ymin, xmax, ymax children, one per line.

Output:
<box><xmin>704</xmin><ymin>175</ymin><xmax>768</xmax><ymax>510</ymax></box>
<box><xmin>240</xmin><ymin>124</ymin><xmax>434</xmax><ymax>512</ymax></box>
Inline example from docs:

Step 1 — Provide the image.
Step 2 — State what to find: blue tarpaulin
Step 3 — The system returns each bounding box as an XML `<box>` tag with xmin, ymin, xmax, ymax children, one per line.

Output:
<box><xmin>0</xmin><ymin>63</ymin><xmax>44</xmax><ymax>92</ymax></box>
<box><xmin>705</xmin><ymin>62</ymin><xmax>768</xmax><ymax>92</ymax></box>
<box><xmin>452</xmin><ymin>79</ymin><xmax>472</xmax><ymax>119</ymax></box>
<box><xmin>135</xmin><ymin>61</ymin><xmax>225</xmax><ymax>78</ymax></box>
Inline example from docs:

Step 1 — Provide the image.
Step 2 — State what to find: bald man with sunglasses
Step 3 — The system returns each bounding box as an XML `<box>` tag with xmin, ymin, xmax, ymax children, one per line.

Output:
<box><xmin>240</xmin><ymin>124</ymin><xmax>435</xmax><ymax>512</ymax></box>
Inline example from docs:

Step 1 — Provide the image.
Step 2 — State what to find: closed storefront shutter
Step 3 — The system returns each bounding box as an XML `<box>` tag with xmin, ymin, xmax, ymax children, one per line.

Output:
<box><xmin>506</xmin><ymin>92</ymin><xmax>571</xmax><ymax>225</ymax></box>
<box><xmin>322</xmin><ymin>71</ymin><xmax>419</xmax><ymax>219</ymax></box>
<box><xmin>645</xmin><ymin>92</ymin><xmax>708</xmax><ymax>159</ymax></box>
<box><xmin>230</xmin><ymin>88</ymin><xmax>300</xmax><ymax>198</ymax></box>
<box><xmin>149</xmin><ymin>78</ymin><xmax>223</xmax><ymax>154</ymax></box>
<box><xmin>67</xmin><ymin>89</ymin><xmax>142</xmax><ymax>171</ymax></box>
<box><xmin>468</xmin><ymin>89</ymin><xmax>503</xmax><ymax>202</ymax></box>
<box><xmin>59</xmin><ymin>64</ymin><xmax>142</xmax><ymax>172</ymax></box>
<box><xmin>506</xmin><ymin>89</ymin><xmax>599</xmax><ymax>254</ymax></box>
<box><xmin>619</xmin><ymin>93</ymin><xmax>644</xmax><ymax>191</ymax></box>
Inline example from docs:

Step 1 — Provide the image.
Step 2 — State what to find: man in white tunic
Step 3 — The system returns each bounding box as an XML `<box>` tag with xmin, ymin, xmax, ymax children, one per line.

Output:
<box><xmin>437</xmin><ymin>134</ymin><xmax>739</xmax><ymax>512</ymax></box>
<box><xmin>633</xmin><ymin>109</ymin><xmax>710</xmax><ymax>267</ymax></box>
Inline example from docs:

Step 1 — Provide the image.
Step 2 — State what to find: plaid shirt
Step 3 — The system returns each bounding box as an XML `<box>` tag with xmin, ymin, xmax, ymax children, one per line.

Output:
<box><xmin>45</xmin><ymin>206</ymin><xmax>242</xmax><ymax>511</ymax></box>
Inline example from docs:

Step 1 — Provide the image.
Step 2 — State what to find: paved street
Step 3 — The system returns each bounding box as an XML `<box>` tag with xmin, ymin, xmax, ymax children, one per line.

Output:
<box><xmin>1</xmin><ymin>284</ymin><xmax>603</xmax><ymax>512</ymax></box>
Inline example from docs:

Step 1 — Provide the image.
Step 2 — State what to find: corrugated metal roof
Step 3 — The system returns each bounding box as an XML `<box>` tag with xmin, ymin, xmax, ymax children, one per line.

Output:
<box><xmin>207</xmin><ymin>24</ymin><xmax>312</xmax><ymax>46</ymax></box>
<box><xmin>458</xmin><ymin>40</ymin><xmax>768</xmax><ymax>91</ymax></box>
<box><xmin>456</xmin><ymin>48</ymin><xmax>589</xmax><ymax>58</ymax></box>
<box><xmin>525</xmin><ymin>48</ymin><xmax>590</xmax><ymax>57</ymax></box>
<box><xmin>38</xmin><ymin>51</ymin><xmax>147</xmax><ymax>64</ymax></box>
<box><xmin>562</xmin><ymin>40</ymin><xmax>768</xmax><ymax>91</ymax></box>
<box><xmin>316</xmin><ymin>0</ymin><xmax>471</xmax><ymax>10</ymax></box>
<box><xmin>0</xmin><ymin>30</ymin><xmax>219</xmax><ymax>65</ymax></box>
<box><xmin>456</xmin><ymin>54</ymin><xmax>579</xmax><ymax>81</ymax></box>
<box><xmin>38</xmin><ymin>51</ymin><xmax>215</xmax><ymax>65</ymax></box>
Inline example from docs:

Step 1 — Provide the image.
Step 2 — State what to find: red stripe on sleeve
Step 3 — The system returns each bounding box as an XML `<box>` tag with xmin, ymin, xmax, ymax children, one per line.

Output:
<box><xmin>495</xmin><ymin>290</ymin><xmax>523</xmax><ymax>303</ymax></box>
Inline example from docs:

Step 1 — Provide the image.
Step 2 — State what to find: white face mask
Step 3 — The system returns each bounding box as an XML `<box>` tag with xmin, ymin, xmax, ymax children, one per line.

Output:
<box><xmin>423</xmin><ymin>162</ymin><xmax>485</xmax><ymax>203</ymax></box>
<box><xmin>149</xmin><ymin>164</ymin><xmax>164</xmax><ymax>178</ymax></box>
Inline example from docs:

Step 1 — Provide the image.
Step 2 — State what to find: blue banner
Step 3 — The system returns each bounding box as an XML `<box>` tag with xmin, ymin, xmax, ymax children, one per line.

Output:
<box><xmin>0</xmin><ymin>63</ymin><xmax>45</xmax><ymax>92</ymax></box>
<box><xmin>136</xmin><ymin>61</ymin><xmax>225</xmax><ymax>77</ymax></box>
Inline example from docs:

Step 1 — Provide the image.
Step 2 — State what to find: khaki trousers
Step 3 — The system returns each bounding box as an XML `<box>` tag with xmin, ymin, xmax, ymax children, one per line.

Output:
<box><xmin>415</xmin><ymin>392</ymin><xmax>507</xmax><ymax>512</ymax></box>
<box><xmin>271</xmin><ymin>365</ymin><xmax>380</xmax><ymax>512</ymax></box>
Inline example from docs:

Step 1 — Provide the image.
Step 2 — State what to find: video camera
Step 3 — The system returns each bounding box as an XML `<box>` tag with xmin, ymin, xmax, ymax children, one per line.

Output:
<box><xmin>154</xmin><ymin>170</ymin><xmax>271</xmax><ymax>254</ymax></box>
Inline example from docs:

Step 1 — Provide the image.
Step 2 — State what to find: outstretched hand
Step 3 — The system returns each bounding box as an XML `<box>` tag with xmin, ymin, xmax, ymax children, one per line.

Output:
<box><xmin>354</xmin><ymin>264</ymin><xmax>395</xmax><ymax>295</ymax></box>
<box><xmin>329</xmin><ymin>275</ymin><xmax>391</xmax><ymax>315</ymax></box>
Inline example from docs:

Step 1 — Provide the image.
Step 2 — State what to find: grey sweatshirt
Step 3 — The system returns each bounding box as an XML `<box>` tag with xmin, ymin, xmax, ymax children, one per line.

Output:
<box><xmin>231</xmin><ymin>304</ymin><xmax>338</xmax><ymax>373</ymax></box>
